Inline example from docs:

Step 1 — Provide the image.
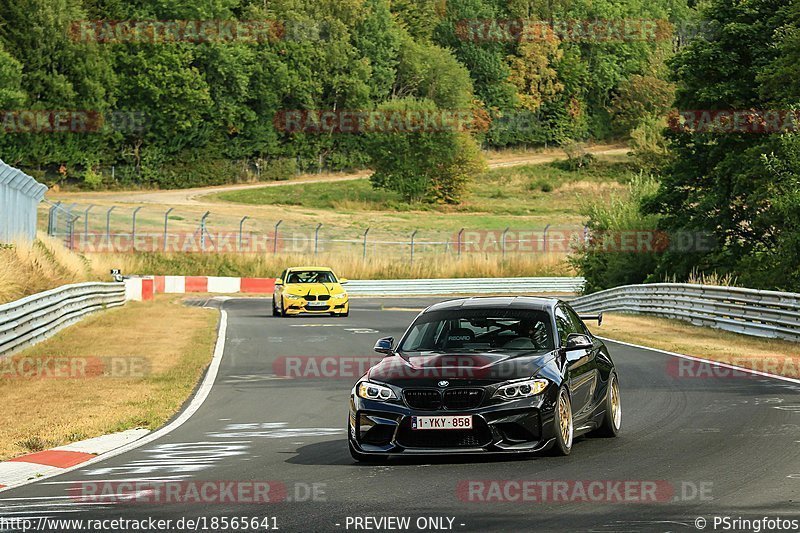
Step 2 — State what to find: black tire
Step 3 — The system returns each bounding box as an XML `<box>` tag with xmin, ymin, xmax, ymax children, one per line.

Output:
<box><xmin>592</xmin><ymin>373</ymin><xmax>621</xmax><ymax>437</ymax></box>
<box><xmin>551</xmin><ymin>387</ymin><xmax>573</xmax><ymax>456</ymax></box>
<box><xmin>272</xmin><ymin>299</ymin><xmax>279</xmax><ymax>317</ymax></box>
<box><xmin>274</xmin><ymin>298</ymin><xmax>285</xmax><ymax>317</ymax></box>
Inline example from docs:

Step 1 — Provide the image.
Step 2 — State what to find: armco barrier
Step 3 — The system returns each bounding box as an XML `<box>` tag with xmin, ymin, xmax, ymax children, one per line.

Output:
<box><xmin>344</xmin><ymin>277</ymin><xmax>586</xmax><ymax>295</ymax></box>
<box><xmin>134</xmin><ymin>276</ymin><xmax>586</xmax><ymax>296</ymax></box>
<box><xmin>571</xmin><ymin>283</ymin><xmax>800</xmax><ymax>342</ymax></box>
<box><xmin>0</xmin><ymin>283</ymin><xmax>126</xmax><ymax>358</ymax></box>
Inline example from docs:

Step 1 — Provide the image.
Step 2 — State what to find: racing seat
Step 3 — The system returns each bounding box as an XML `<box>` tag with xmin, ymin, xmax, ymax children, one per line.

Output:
<box><xmin>444</xmin><ymin>328</ymin><xmax>475</xmax><ymax>349</ymax></box>
<box><xmin>503</xmin><ymin>322</ymin><xmax>550</xmax><ymax>350</ymax></box>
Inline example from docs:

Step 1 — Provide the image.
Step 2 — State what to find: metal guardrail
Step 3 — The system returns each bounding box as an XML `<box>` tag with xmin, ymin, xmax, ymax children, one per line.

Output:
<box><xmin>345</xmin><ymin>277</ymin><xmax>586</xmax><ymax>296</ymax></box>
<box><xmin>571</xmin><ymin>283</ymin><xmax>800</xmax><ymax>342</ymax></box>
<box><xmin>0</xmin><ymin>282</ymin><xmax>126</xmax><ymax>358</ymax></box>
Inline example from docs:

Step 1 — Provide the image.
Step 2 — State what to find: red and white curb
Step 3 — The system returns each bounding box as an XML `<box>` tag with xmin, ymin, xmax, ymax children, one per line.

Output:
<box><xmin>0</xmin><ymin>428</ymin><xmax>150</xmax><ymax>490</ymax></box>
<box><xmin>125</xmin><ymin>276</ymin><xmax>275</xmax><ymax>301</ymax></box>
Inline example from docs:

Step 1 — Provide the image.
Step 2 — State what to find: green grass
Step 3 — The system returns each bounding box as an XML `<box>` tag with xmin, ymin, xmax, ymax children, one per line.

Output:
<box><xmin>212</xmin><ymin>161</ymin><xmax>638</xmax><ymax>218</ymax></box>
<box><xmin>213</xmin><ymin>179</ymin><xmax>403</xmax><ymax>210</ymax></box>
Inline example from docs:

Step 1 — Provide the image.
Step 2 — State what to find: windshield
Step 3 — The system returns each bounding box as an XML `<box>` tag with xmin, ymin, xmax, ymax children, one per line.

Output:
<box><xmin>400</xmin><ymin>308</ymin><xmax>555</xmax><ymax>353</ymax></box>
<box><xmin>286</xmin><ymin>271</ymin><xmax>337</xmax><ymax>284</ymax></box>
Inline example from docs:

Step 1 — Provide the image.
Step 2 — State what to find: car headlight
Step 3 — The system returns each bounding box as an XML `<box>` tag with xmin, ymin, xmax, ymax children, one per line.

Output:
<box><xmin>492</xmin><ymin>378</ymin><xmax>550</xmax><ymax>400</ymax></box>
<box><xmin>285</xmin><ymin>294</ymin><xmax>303</xmax><ymax>300</ymax></box>
<box><xmin>357</xmin><ymin>381</ymin><xmax>396</xmax><ymax>401</ymax></box>
<box><xmin>333</xmin><ymin>293</ymin><xmax>347</xmax><ymax>299</ymax></box>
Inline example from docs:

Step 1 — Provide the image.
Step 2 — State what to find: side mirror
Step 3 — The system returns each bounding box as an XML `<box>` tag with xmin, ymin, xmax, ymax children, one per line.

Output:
<box><xmin>374</xmin><ymin>337</ymin><xmax>394</xmax><ymax>355</ymax></box>
<box><xmin>275</xmin><ymin>278</ymin><xmax>283</xmax><ymax>286</ymax></box>
<box><xmin>564</xmin><ymin>333</ymin><xmax>593</xmax><ymax>351</ymax></box>
<box><xmin>339</xmin><ymin>278</ymin><xmax>349</xmax><ymax>285</ymax></box>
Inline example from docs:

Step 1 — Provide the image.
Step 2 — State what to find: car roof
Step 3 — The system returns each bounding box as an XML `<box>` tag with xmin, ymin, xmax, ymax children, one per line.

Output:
<box><xmin>286</xmin><ymin>266</ymin><xmax>334</xmax><ymax>272</ymax></box>
<box><xmin>423</xmin><ymin>296</ymin><xmax>561</xmax><ymax>314</ymax></box>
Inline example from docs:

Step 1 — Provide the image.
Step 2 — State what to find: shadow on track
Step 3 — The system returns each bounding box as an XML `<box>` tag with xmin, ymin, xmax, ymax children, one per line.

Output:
<box><xmin>286</xmin><ymin>439</ymin><xmax>553</xmax><ymax>467</ymax></box>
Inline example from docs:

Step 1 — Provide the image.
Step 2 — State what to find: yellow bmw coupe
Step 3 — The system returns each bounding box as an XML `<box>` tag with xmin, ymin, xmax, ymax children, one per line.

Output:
<box><xmin>272</xmin><ymin>267</ymin><xmax>350</xmax><ymax>317</ymax></box>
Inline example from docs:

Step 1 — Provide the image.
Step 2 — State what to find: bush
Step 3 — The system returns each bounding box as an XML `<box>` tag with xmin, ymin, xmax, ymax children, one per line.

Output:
<box><xmin>569</xmin><ymin>174</ymin><xmax>661</xmax><ymax>293</ymax></box>
<box><xmin>557</xmin><ymin>140</ymin><xmax>595</xmax><ymax>171</ymax></box>
<box><xmin>528</xmin><ymin>179</ymin><xmax>554</xmax><ymax>192</ymax></box>
<box><xmin>629</xmin><ymin>115</ymin><xmax>670</xmax><ymax>172</ymax></box>
<box><xmin>82</xmin><ymin>168</ymin><xmax>103</xmax><ymax>189</ymax></box>
<box><xmin>366</xmin><ymin>98</ymin><xmax>486</xmax><ymax>204</ymax></box>
<box><xmin>257</xmin><ymin>158</ymin><xmax>297</xmax><ymax>181</ymax></box>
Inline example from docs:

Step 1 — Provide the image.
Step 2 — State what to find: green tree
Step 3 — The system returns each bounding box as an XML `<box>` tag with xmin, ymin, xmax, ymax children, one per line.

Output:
<box><xmin>367</xmin><ymin>98</ymin><xmax>485</xmax><ymax>203</ymax></box>
<box><xmin>642</xmin><ymin>0</ymin><xmax>800</xmax><ymax>289</ymax></box>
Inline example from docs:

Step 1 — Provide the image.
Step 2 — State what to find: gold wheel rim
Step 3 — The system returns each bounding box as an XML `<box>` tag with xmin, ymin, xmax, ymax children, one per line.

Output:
<box><xmin>558</xmin><ymin>391</ymin><xmax>573</xmax><ymax>448</ymax></box>
<box><xmin>611</xmin><ymin>379</ymin><xmax>621</xmax><ymax>429</ymax></box>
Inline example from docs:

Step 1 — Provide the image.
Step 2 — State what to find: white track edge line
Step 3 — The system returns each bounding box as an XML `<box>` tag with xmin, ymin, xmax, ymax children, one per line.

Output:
<box><xmin>599</xmin><ymin>336</ymin><xmax>800</xmax><ymax>385</ymax></box>
<box><xmin>0</xmin><ymin>308</ymin><xmax>229</xmax><ymax>493</ymax></box>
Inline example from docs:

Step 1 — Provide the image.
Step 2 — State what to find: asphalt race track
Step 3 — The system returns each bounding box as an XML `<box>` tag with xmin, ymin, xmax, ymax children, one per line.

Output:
<box><xmin>1</xmin><ymin>298</ymin><xmax>799</xmax><ymax>532</ymax></box>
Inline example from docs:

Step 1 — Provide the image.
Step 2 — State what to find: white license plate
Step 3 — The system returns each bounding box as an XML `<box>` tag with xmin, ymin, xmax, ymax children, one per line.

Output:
<box><xmin>306</xmin><ymin>302</ymin><xmax>327</xmax><ymax>307</ymax></box>
<box><xmin>412</xmin><ymin>416</ymin><xmax>472</xmax><ymax>430</ymax></box>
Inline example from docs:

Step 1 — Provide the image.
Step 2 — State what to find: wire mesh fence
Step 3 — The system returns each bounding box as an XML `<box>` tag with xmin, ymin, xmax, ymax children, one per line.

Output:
<box><xmin>42</xmin><ymin>202</ymin><xmax>588</xmax><ymax>263</ymax></box>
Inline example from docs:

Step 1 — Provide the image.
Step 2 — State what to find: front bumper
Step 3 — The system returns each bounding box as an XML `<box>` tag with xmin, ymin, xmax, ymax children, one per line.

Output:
<box><xmin>348</xmin><ymin>390</ymin><xmax>558</xmax><ymax>456</ymax></box>
<box><xmin>284</xmin><ymin>299</ymin><xmax>349</xmax><ymax>315</ymax></box>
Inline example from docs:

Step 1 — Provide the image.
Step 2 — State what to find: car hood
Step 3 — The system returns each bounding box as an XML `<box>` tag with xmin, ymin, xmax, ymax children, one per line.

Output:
<box><xmin>367</xmin><ymin>350</ymin><xmax>556</xmax><ymax>387</ymax></box>
<box><xmin>284</xmin><ymin>283</ymin><xmax>345</xmax><ymax>296</ymax></box>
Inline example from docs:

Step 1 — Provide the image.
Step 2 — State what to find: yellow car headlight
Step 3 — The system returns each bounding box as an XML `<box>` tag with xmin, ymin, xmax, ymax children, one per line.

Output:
<box><xmin>285</xmin><ymin>294</ymin><xmax>304</xmax><ymax>300</ymax></box>
<box><xmin>333</xmin><ymin>293</ymin><xmax>347</xmax><ymax>300</ymax></box>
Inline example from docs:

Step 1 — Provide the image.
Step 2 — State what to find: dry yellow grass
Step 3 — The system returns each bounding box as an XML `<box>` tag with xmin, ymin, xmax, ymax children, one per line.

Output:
<box><xmin>0</xmin><ymin>236</ymin><xmax>92</xmax><ymax>304</ymax></box>
<box><xmin>103</xmin><ymin>251</ymin><xmax>575</xmax><ymax>279</ymax></box>
<box><xmin>0</xmin><ymin>295</ymin><xmax>217</xmax><ymax>460</ymax></box>
<box><xmin>593</xmin><ymin>313</ymin><xmax>800</xmax><ymax>378</ymax></box>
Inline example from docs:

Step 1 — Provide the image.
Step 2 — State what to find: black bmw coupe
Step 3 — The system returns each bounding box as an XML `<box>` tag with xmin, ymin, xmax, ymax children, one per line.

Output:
<box><xmin>348</xmin><ymin>297</ymin><xmax>621</xmax><ymax>460</ymax></box>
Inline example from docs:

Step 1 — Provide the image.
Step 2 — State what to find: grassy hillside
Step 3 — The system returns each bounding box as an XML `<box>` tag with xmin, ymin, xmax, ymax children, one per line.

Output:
<box><xmin>0</xmin><ymin>236</ymin><xmax>114</xmax><ymax>305</ymax></box>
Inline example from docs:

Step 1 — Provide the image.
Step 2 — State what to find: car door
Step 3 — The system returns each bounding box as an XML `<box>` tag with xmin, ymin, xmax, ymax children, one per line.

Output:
<box><xmin>555</xmin><ymin>305</ymin><xmax>595</xmax><ymax>419</ymax></box>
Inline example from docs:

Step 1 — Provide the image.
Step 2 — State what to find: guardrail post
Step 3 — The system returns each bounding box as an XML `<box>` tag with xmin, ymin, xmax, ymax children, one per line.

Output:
<box><xmin>410</xmin><ymin>230</ymin><xmax>418</xmax><ymax>265</ymax></box>
<box><xmin>200</xmin><ymin>211</ymin><xmax>211</xmax><ymax>252</ymax></box>
<box><xmin>273</xmin><ymin>220</ymin><xmax>283</xmax><ymax>254</ymax></box>
<box><xmin>363</xmin><ymin>227</ymin><xmax>370</xmax><ymax>260</ymax></box>
<box><xmin>501</xmin><ymin>227</ymin><xmax>510</xmax><ymax>258</ymax></box>
<box><xmin>314</xmin><ymin>223</ymin><xmax>322</xmax><ymax>255</ymax></box>
<box><xmin>105</xmin><ymin>206</ymin><xmax>117</xmax><ymax>249</ymax></box>
<box><xmin>163</xmin><ymin>208</ymin><xmax>174</xmax><ymax>252</ymax></box>
<box><xmin>238</xmin><ymin>216</ymin><xmax>250</xmax><ymax>252</ymax></box>
<box><xmin>457</xmin><ymin>228</ymin><xmax>464</xmax><ymax>258</ymax></box>
<box><xmin>131</xmin><ymin>206</ymin><xmax>143</xmax><ymax>252</ymax></box>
